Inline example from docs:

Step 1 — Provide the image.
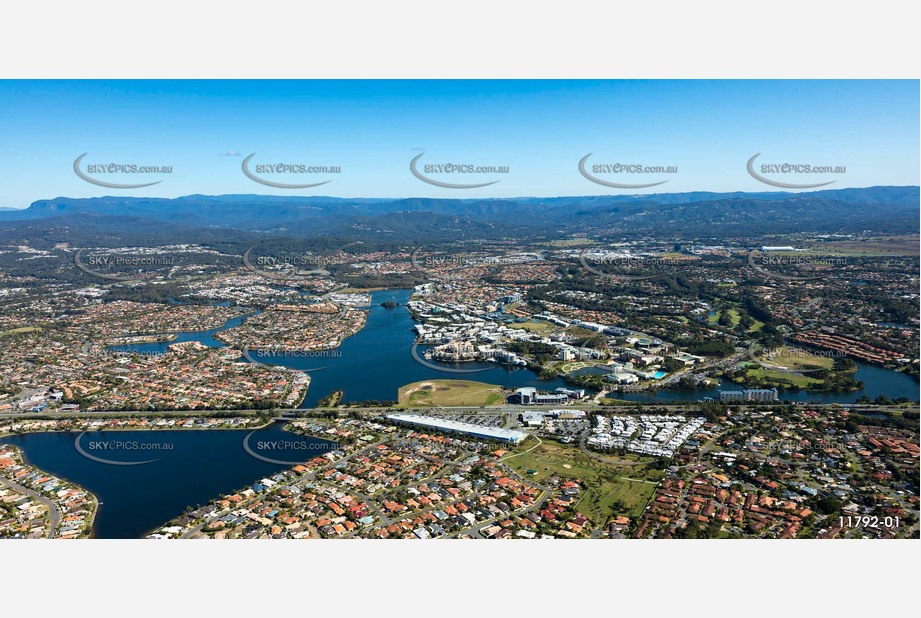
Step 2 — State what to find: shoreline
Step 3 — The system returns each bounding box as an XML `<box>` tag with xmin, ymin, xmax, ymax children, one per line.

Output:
<box><xmin>0</xmin><ymin>418</ymin><xmax>293</xmax><ymax>539</ymax></box>
<box><xmin>0</xmin><ymin>417</ymin><xmax>278</xmax><ymax>439</ymax></box>
<box><xmin>0</xmin><ymin>443</ymin><xmax>98</xmax><ymax>539</ymax></box>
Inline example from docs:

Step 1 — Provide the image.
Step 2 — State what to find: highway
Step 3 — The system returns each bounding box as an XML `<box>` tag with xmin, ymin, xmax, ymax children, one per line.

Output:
<box><xmin>2</xmin><ymin>401</ymin><xmax>916</xmax><ymax>423</ymax></box>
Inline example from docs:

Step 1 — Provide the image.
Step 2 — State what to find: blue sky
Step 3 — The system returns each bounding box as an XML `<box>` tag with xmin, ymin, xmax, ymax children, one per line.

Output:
<box><xmin>0</xmin><ymin>80</ymin><xmax>917</xmax><ymax>207</ymax></box>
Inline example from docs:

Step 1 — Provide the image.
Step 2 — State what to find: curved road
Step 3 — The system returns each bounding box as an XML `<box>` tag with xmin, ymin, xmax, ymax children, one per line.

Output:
<box><xmin>0</xmin><ymin>475</ymin><xmax>62</xmax><ymax>538</ymax></box>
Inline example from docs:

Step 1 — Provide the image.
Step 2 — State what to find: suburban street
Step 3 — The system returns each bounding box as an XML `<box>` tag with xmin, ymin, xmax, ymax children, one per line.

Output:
<box><xmin>0</xmin><ymin>474</ymin><xmax>62</xmax><ymax>538</ymax></box>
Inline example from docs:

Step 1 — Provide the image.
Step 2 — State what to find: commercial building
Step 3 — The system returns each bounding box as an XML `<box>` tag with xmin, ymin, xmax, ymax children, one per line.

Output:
<box><xmin>386</xmin><ymin>414</ymin><xmax>527</xmax><ymax>444</ymax></box>
<box><xmin>670</xmin><ymin>352</ymin><xmax>704</xmax><ymax>366</ymax></box>
<box><xmin>521</xmin><ymin>411</ymin><xmax>546</xmax><ymax>427</ymax></box>
<box><xmin>718</xmin><ymin>388</ymin><xmax>779</xmax><ymax>403</ymax></box>
<box><xmin>510</xmin><ymin>387</ymin><xmax>569</xmax><ymax>405</ymax></box>
<box><xmin>607</xmin><ymin>371</ymin><xmax>639</xmax><ymax>384</ymax></box>
<box><xmin>519</xmin><ymin>409</ymin><xmax>587</xmax><ymax>426</ymax></box>
<box><xmin>555</xmin><ymin>387</ymin><xmax>586</xmax><ymax>399</ymax></box>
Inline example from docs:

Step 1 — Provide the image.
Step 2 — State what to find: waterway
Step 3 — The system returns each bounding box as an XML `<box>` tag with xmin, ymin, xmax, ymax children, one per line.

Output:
<box><xmin>0</xmin><ymin>422</ymin><xmax>335</xmax><ymax>538</ymax></box>
<box><xmin>7</xmin><ymin>289</ymin><xmax>916</xmax><ymax>537</ymax></box>
<box><xmin>110</xmin><ymin>290</ymin><xmax>571</xmax><ymax>406</ymax></box>
<box><xmin>614</xmin><ymin>360</ymin><xmax>918</xmax><ymax>404</ymax></box>
<box><xmin>108</xmin><ymin>312</ymin><xmax>252</xmax><ymax>353</ymax></box>
<box><xmin>110</xmin><ymin>289</ymin><xmax>918</xmax><ymax>405</ymax></box>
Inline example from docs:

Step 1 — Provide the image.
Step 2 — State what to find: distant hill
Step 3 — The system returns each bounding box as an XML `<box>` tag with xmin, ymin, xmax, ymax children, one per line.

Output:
<box><xmin>0</xmin><ymin>186</ymin><xmax>916</xmax><ymax>241</ymax></box>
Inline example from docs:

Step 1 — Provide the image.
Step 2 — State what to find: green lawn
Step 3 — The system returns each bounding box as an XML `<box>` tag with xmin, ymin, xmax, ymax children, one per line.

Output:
<box><xmin>726</xmin><ymin>309</ymin><xmax>742</xmax><ymax>327</ymax></box>
<box><xmin>760</xmin><ymin>346</ymin><xmax>835</xmax><ymax>371</ymax></box>
<box><xmin>710</xmin><ymin>309</ymin><xmax>741</xmax><ymax>327</ymax></box>
<box><xmin>504</xmin><ymin>439</ymin><xmax>662</xmax><ymax>524</ymax></box>
<box><xmin>746</xmin><ymin>368</ymin><xmax>822</xmax><ymax>388</ymax></box>
<box><xmin>0</xmin><ymin>327</ymin><xmax>41</xmax><ymax>337</ymax></box>
<box><xmin>398</xmin><ymin>380</ymin><xmax>505</xmax><ymax>406</ymax></box>
<box><xmin>800</xmin><ymin>237</ymin><xmax>919</xmax><ymax>257</ymax></box>
<box><xmin>514</xmin><ymin>320</ymin><xmax>557</xmax><ymax>334</ymax></box>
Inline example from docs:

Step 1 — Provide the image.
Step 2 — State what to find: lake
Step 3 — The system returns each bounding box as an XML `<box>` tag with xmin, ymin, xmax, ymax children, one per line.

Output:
<box><xmin>615</xmin><ymin>360</ymin><xmax>918</xmax><ymax>404</ymax></box>
<box><xmin>0</xmin><ymin>423</ymin><xmax>335</xmax><ymax>539</ymax></box>
<box><xmin>110</xmin><ymin>289</ymin><xmax>918</xmax><ymax>405</ymax></box>
<box><xmin>110</xmin><ymin>289</ymin><xmax>572</xmax><ymax>406</ymax></box>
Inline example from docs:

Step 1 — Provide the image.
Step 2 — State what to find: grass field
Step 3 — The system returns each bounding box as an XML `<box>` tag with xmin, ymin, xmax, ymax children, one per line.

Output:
<box><xmin>760</xmin><ymin>346</ymin><xmax>835</xmax><ymax>371</ymax></box>
<box><xmin>565</xmin><ymin>326</ymin><xmax>601</xmax><ymax>339</ymax></box>
<box><xmin>514</xmin><ymin>321</ymin><xmax>596</xmax><ymax>340</ymax></box>
<box><xmin>554</xmin><ymin>359</ymin><xmax>610</xmax><ymax>374</ymax></box>
<box><xmin>801</xmin><ymin>236</ymin><xmax>919</xmax><ymax>257</ymax></box>
<box><xmin>0</xmin><ymin>327</ymin><xmax>41</xmax><ymax>337</ymax></box>
<box><xmin>726</xmin><ymin>309</ymin><xmax>741</xmax><ymax>327</ymax></box>
<box><xmin>397</xmin><ymin>380</ymin><xmax>505</xmax><ymax>406</ymax></box>
<box><xmin>746</xmin><ymin>368</ymin><xmax>822</xmax><ymax>388</ymax></box>
<box><xmin>546</xmin><ymin>239</ymin><xmax>595</xmax><ymax>247</ymax></box>
<box><xmin>709</xmin><ymin>309</ymin><xmax>741</xmax><ymax>327</ymax></box>
<box><xmin>514</xmin><ymin>320</ymin><xmax>557</xmax><ymax>334</ymax></box>
<box><xmin>503</xmin><ymin>439</ymin><xmax>662</xmax><ymax>525</ymax></box>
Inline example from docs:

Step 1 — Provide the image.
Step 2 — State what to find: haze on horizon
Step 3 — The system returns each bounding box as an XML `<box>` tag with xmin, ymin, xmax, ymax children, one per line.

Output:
<box><xmin>0</xmin><ymin>79</ymin><xmax>917</xmax><ymax>208</ymax></box>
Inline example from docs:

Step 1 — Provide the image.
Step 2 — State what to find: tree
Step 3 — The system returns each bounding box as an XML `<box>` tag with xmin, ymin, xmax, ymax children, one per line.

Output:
<box><xmin>815</xmin><ymin>495</ymin><xmax>841</xmax><ymax>515</ymax></box>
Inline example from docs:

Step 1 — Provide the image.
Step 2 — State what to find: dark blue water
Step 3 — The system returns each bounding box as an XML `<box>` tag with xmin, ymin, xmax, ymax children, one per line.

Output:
<box><xmin>278</xmin><ymin>290</ymin><xmax>570</xmax><ymax>406</ymax></box>
<box><xmin>109</xmin><ymin>289</ymin><xmax>918</xmax><ymax>405</ymax></box>
<box><xmin>0</xmin><ymin>423</ymin><xmax>335</xmax><ymax>538</ymax></box>
<box><xmin>110</xmin><ymin>291</ymin><xmax>567</xmax><ymax>405</ymax></box>
<box><xmin>108</xmin><ymin>312</ymin><xmax>253</xmax><ymax>353</ymax></box>
<box><xmin>615</xmin><ymin>362</ymin><xmax>918</xmax><ymax>404</ymax></box>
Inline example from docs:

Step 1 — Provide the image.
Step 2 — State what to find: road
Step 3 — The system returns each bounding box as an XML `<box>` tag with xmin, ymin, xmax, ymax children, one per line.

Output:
<box><xmin>3</xmin><ymin>401</ymin><xmax>915</xmax><ymax>423</ymax></box>
<box><xmin>449</xmin><ymin>460</ymin><xmax>553</xmax><ymax>538</ymax></box>
<box><xmin>0</xmin><ymin>474</ymin><xmax>62</xmax><ymax>538</ymax></box>
<box><xmin>499</xmin><ymin>435</ymin><xmax>542</xmax><ymax>461</ymax></box>
<box><xmin>178</xmin><ymin>438</ymin><xmax>388</xmax><ymax>539</ymax></box>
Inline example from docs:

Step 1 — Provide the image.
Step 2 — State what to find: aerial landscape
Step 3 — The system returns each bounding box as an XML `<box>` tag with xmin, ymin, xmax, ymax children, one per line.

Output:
<box><xmin>0</xmin><ymin>80</ymin><xmax>917</xmax><ymax>540</ymax></box>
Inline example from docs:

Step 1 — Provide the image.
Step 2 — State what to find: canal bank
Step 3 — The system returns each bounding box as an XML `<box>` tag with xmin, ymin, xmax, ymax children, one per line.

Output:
<box><xmin>0</xmin><ymin>422</ymin><xmax>336</xmax><ymax>539</ymax></box>
<box><xmin>111</xmin><ymin>289</ymin><xmax>918</xmax><ymax>406</ymax></box>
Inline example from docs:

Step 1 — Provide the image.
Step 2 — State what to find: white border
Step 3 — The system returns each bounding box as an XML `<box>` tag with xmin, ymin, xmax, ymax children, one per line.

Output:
<box><xmin>1</xmin><ymin>0</ymin><xmax>918</xmax><ymax>614</ymax></box>
<box><xmin>1</xmin><ymin>1</ymin><xmax>919</xmax><ymax>78</ymax></box>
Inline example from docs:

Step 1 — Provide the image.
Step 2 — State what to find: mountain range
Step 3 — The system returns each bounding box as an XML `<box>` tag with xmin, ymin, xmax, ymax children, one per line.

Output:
<box><xmin>0</xmin><ymin>186</ymin><xmax>917</xmax><ymax>245</ymax></box>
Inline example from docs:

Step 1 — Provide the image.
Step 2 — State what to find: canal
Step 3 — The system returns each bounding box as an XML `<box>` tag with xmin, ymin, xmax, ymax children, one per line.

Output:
<box><xmin>0</xmin><ymin>422</ymin><xmax>335</xmax><ymax>539</ymax></box>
